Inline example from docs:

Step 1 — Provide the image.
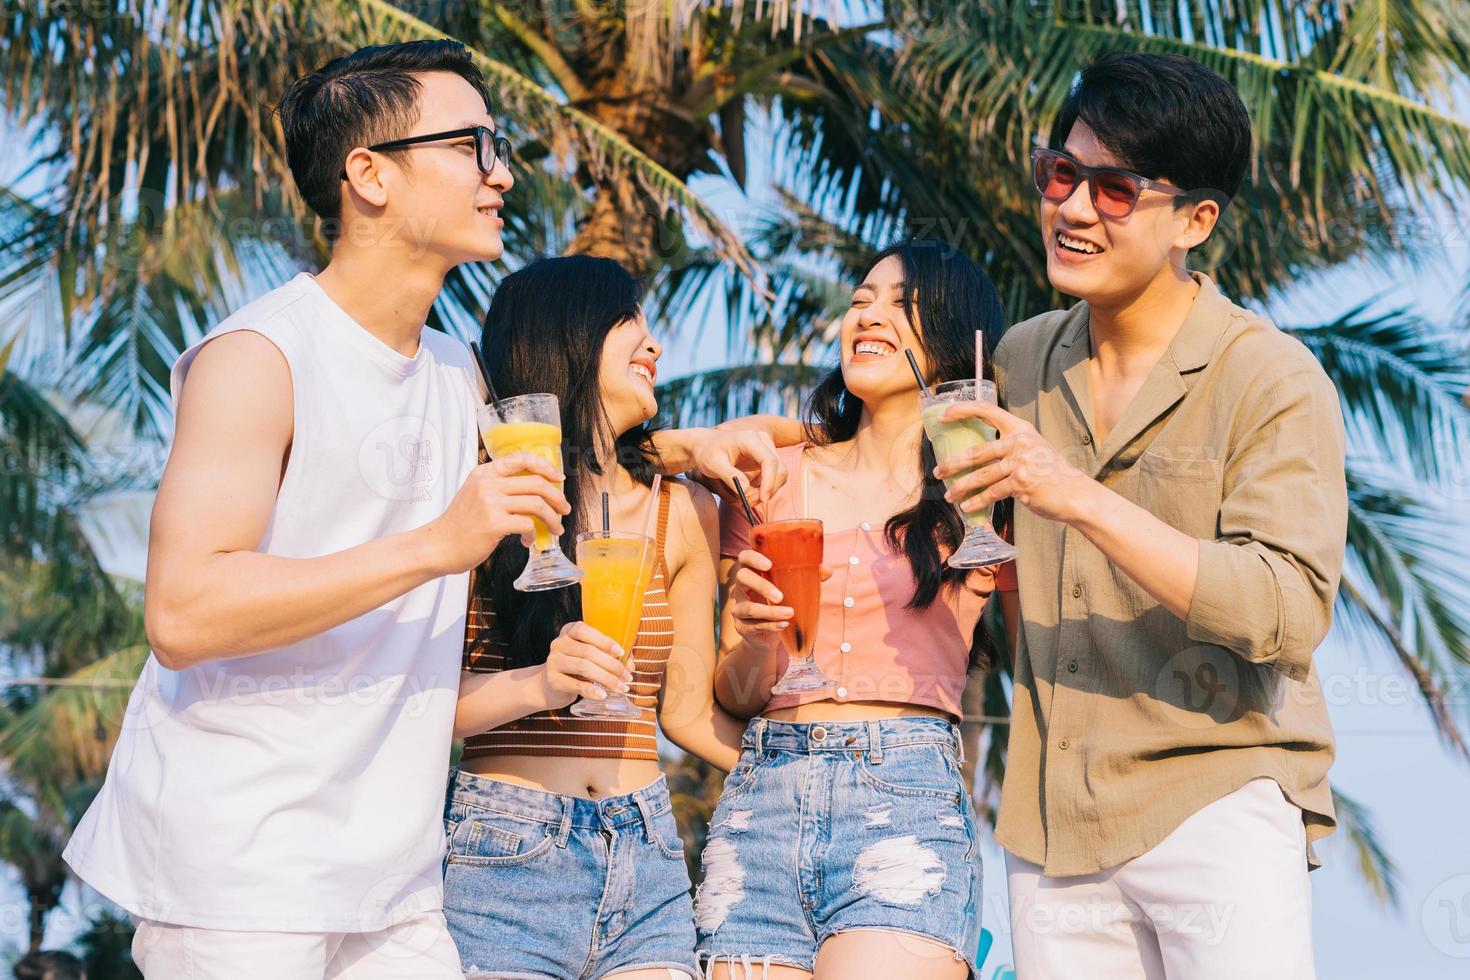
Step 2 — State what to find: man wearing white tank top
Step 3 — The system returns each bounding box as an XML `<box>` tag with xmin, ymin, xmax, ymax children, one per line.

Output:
<box><xmin>64</xmin><ymin>40</ymin><xmax>787</xmax><ymax>979</ymax></box>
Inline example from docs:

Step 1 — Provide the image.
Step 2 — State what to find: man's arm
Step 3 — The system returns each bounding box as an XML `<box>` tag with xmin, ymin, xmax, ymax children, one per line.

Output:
<box><xmin>935</xmin><ymin>367</ymin><xmax>1346</xmax><ymax>679</ymax></box>
<box><xmin>145</xmin><ymin>332</ymin><xmax>568</xmax><ymax>670</ymax></box>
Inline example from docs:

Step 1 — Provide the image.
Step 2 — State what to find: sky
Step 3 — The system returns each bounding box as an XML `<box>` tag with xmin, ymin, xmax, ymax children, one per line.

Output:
<box><xmin>5</xmin><ymin>66</ymin><xmax>1470</xmax><ymax>980</ymax></box>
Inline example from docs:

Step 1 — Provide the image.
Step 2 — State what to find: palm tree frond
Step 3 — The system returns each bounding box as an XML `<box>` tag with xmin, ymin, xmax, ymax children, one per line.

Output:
<box><xmin>1331</xmin><ymin>786</ymin><xmax>1401</xmax><ymax>907</ymax></box>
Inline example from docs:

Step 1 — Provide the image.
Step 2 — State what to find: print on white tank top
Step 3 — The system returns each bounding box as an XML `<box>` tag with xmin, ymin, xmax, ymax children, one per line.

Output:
<box><xmin>63</xmin><ymin>273</ymin><xmax>481</xmax><ymax>932</ymax></box>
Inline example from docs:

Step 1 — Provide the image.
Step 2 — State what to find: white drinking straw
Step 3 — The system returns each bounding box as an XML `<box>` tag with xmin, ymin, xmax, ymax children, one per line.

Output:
<box><xmin>640</xmin><ymin>473</ymin><xmax>663</xmax><ymax>541</ymax></box>
<box><xmin>975</xmin><ymin>328</ymin><xmax>985</xmax><ymax>383</ymax></box>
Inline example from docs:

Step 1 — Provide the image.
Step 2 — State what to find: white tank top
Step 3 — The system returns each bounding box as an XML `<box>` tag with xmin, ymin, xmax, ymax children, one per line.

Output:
<box><xmin>63</xmin><ymin>273</ymin><xmax>481</xmax><ymax>932</ymax></box>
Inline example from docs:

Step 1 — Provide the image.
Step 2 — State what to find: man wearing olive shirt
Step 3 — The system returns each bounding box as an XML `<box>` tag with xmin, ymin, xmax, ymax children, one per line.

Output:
<box><xmin>937</xmin><ymin>53</ymin><xmax>1345</xmax><ymax>978</ymax></box>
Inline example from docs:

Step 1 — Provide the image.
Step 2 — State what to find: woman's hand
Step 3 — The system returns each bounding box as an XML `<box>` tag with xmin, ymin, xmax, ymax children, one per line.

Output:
<box><xmin>726</xmin><ymin>550</ymin><xmax>834</xmax><ymax>648</ymax></box>
<box><xmin>535</xmin><ymin>622</ymin><xmax>636</xmax><ymax>710</ymax></box>
<box><xmin>652</xmin><ymin>427</ymin><xmax>788</xmax><ymax>508</ymax></box>
<box><xmin>727</xmin><ymin>549</ymin><xmax>793</xmax><ymax>651</ymax></box>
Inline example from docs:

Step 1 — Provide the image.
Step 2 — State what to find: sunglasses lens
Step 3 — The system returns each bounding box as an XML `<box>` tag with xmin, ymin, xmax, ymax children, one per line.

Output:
<box><xmin>1035</xmin><ymin>154</ymin><xmax>1078</xmax><ymax>201</ymax></box>
<box><xmin>1094</xmin><ymin>171</ymin><xmax>1140</xmax><ymax>217</ymax></box>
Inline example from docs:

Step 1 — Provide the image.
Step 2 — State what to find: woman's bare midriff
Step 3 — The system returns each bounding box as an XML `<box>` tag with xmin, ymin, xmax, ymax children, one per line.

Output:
<box><xmin>763</xmin><ymin>700</ymin><xmax>953</xmax><ymax>723</ymax></box>
<box><xmin>460</xmin><ymin>753</ymin><xmax>665</xmax><ymax>799</ymax></box>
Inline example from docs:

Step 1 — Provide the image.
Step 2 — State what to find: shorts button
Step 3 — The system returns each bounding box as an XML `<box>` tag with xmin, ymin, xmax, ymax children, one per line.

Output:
<box><xmin>811</xmin><ymin>726</ymin><xmax>828</xmax><ymax>742</ymax></box>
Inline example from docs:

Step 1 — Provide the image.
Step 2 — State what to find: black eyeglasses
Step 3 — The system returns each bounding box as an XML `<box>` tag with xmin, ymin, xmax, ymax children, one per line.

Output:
<box><xmin>340</xmin><ymin>126</ymin><xmax>512</xmax><ymax>180</ymax></box>
<box><xmin>1030</xmin><ymin>147</ymin><xmax>1188</xmax><ymax>218</ymax></box>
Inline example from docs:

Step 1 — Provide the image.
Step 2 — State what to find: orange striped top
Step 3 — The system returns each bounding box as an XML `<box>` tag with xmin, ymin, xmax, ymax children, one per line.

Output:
<box><xmin>460</xmin><ymin>485</ymin><xmax>673</xmax><ymax>762</ymax></box>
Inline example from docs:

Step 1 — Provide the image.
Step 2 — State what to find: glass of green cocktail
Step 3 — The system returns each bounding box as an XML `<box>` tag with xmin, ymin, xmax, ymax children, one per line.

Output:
<box><xmin>919</xmin><ymin>379</ymin><xmax>1018</xmax><ymax>568</ymax></box>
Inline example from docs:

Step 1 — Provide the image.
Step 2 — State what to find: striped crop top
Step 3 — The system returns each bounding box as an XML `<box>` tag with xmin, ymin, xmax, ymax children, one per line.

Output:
<box><xmin>460</xmin><ymin>485</ymin><xmax>673</xmax><ymax>763</ymax></box>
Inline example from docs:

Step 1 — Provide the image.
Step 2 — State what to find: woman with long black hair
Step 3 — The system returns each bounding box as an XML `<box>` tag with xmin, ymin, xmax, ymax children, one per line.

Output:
<box><xmin>442</xmin><ymin>256</ymin><xmax>747</xmax><ymax>980</ymax></box>
<box><xmin>695</xmin><ymin>239</ymin><xmax>1018</xmax><ymax>980</ymax></box>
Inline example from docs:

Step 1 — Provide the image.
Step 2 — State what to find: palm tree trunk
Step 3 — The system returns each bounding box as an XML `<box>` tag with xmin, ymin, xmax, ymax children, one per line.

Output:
<box><xmin>27</xmin><ymin>892</ymin><xmax>46</xmax><ymax>956</ymax></box>
<box><xmin>564</xmin><ymin>180</ymin><xmax>668</xmax><ymax>279</ymax></box>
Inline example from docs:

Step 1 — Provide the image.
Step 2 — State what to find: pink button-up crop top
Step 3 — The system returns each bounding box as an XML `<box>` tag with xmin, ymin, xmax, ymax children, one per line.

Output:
<box><xmin>720</xmin><ymin>443</ymin><xmax>1016</xmax><ymax>719</ymax></box>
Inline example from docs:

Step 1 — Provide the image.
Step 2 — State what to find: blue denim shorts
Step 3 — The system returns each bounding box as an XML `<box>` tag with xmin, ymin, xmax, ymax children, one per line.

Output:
<box><xmin>442</xmin><ymin>770</ymin><xmax>699</xmax><ymax>979</ymax></box>
<box><xmin>693</xmin><ymin>717</ymin><xmax>982</xmax><ymax>977</ymax></box>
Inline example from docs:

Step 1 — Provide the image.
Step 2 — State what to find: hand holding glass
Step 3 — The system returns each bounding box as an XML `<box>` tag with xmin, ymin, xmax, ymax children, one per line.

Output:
<box><xmin>477</xmin><ymin>394</ymin><xmax>583</xmax><ymax>591</ymax></box>
<box><xmin>567</xmin><ymin>530</ymin><xmax>655</xmax><ymax>720</ymax></box>
<box><xmin>919</xmin><ymin>379</ymin><xmax>1018</xmax><ymax>567</ymax></box>
<box><xmin>751</xmin><ymin>518</ymin><xmax>833</xmax><ymax>695</ymax></box>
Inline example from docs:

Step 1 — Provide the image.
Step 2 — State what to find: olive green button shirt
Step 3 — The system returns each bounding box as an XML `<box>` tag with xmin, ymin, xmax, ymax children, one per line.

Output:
<box><xmin>993</xmin><ymin>273</ymin><xmax>1344</xmax><ymax>877</ymax></box>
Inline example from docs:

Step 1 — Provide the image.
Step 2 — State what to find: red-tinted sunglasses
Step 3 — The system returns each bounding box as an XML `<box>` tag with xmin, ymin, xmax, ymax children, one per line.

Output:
<box><xmin>1030</xmin><ymin>147</ymin><xmax>1188</xmax><ymax>218</ymax></box>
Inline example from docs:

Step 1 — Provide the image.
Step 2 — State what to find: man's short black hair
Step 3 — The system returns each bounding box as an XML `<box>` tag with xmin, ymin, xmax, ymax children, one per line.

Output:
<box><xmin>1056</xmin><ymin>51</ymin><xmax>1252</xmax><ymax>208</ymax></box>
<box><xmin>277</xmin><ymin>40</ymin><xmax>493</xmax><ymax>238</ymax></box>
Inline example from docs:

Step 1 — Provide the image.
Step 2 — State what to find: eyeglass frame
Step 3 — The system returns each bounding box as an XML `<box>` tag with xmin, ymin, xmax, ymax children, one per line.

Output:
<box><xmin>339</xmin><ymin>126</ymin><xmax>513</xmax><ymax>181</ymax></box>
<box><xmin>1029</xmin><ymin>147</ymin><xmax>1191</xmax><ymax>218</ymax></box>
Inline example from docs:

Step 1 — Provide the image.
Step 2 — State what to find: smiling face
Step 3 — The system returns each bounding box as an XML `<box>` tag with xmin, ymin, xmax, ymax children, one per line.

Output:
<box><xmin>838</xmin><ymin>255</ymin><xmax>932</xmax><ymax>407</ymax></box>
<box><xmin>343</xmin><ymin>71</ymin><xmax>514</xmax><ymax>267</ymax></box>
<box><xmin>597</xmin><ymin>309</ymin><xmax>662</xmax><ymax>437</ymax></box>
<box><xmin>1041</xmin><ymin>120</ymin><xmax>1216</xmax><ymax>310</ymax></box>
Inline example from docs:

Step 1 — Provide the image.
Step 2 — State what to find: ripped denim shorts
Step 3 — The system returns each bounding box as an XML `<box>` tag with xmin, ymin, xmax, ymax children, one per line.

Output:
<box><xmin>693</xmin><ymin>716</ymin><xmax>982</xmax><ymax>977</ymax></box>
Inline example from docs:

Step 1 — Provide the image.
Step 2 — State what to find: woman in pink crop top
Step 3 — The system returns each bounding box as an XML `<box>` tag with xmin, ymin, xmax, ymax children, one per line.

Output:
<box><xmin>693</xmin><ymin>240</ymin><xmax>1019</xmax><ymax>980</ymax></box>
<box><xmin>442</xmin><ymin>257</ymin><xmax>749</xmax><ymax>980</ymax></box>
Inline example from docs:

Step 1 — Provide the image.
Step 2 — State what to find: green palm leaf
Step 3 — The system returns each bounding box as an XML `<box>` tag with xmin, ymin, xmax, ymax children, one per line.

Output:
<box><xmin>1289</xmin><ymin>307</ymin><xmax>1470</xmax><ymax>491</ymax></box>
<box><xmin>1331</xmin><ymin>786</ymin><xmax>1401</xmax><ymax>906</ymax></box>
<box><xmin>656</xmin><ymin>362</ymin><xmax>827</xmax><ymax>429</ymax></box>
<box><xmin>1338</xmin><ymin>466</ymin><xmax>1470</xmax><ymax>753</ymax></box>
<box><xmin>897</xmin><ymin>1</ymin><xmax>1470</xmax><ymax>302</ymax></box>
<box><xmin>0</xmin><ymin>647</ymin><xmax>151</xmax><ymax>814</ymax></box>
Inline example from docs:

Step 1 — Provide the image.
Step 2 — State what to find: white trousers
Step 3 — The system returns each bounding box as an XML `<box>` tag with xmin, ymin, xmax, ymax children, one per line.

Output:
<box><xmin>131</xmin><ymin>909</ymin><xmax>463</xmax><ymax>979</ymax></box>
<box><xmin>1006</xmin><ymin>778</ymin><xmax>1316</xmax><ymax>980</ymax></box>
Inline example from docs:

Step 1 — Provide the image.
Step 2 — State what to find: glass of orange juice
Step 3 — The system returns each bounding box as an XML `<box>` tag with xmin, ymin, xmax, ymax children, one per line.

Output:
<box><xmin>477</xmin><ymin>394</ymin><xmax>583</xmax><ymax>591</ymax></box>
<box><xmin>567</xmin><ymin>530</ymin><xmax>655</xmax><ymax>720</ymax></box>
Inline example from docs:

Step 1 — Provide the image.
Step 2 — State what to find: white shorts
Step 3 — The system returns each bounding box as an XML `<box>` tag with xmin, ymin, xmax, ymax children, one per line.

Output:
<box><xmin>130</xmin><ymin>909</ymin><xmax>463</xmax><ymax>979</ymax></box>
<box><xmin>1006</xmin><ymin>777</ymin><xmax>1316</xmax><ymax>980</ymax></box>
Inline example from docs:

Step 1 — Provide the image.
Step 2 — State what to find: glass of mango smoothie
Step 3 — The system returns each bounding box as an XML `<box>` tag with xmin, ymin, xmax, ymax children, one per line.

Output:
<box><xmin>477</xmin><ymin>393</ymin><xmax>584</xmax><ymax>591</ymax></box>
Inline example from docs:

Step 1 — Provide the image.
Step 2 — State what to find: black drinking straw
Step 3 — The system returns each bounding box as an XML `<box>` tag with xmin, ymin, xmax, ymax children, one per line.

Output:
<box><xmin>601</xmin><ymin>491</ymin><xmax>611</xmax><ymax>533</ymax></box>
<box><xmin>468</xmin><ymin>340</ymin><xmax>505</xmax><ymax>420</ymax></box>
<box><xmin>732</xmin><ymin>477</ymin><xmax>760</xmax><ymax>525</ymax></box>
<box><xmin>904</xmin><ymin>347</ymin><xmax>933</xmax><ymax>398</ymax></box>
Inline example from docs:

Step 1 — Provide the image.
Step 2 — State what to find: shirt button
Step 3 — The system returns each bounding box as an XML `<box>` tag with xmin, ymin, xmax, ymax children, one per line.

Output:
<box><xmin>849</xmin><ymin>556</ymin><xmax>860</xmax><ymax>565</ymax></box>
<box><xmin>1058</xmin><ymin>739</ymin><xmax>1070</xmax><ymax>750</ymax></box>
<box><xmin>1081</xmin><ymin>433</ymin><xmax>1093</xmax><ymax>446</ymax></box>
<box><xmin>836</xmin><ymin>687</ymin><xmax>849</xmax><ymax>698</ymax></box>
<box><xmin>840</xmin><ymin>642</ymin><xmax>852</xmax><ymax>653</ymax></box>
<box><xmin>1071</xmin><ymin>585</ymin><xmax>1082</xmax><ymax>598</ymax></box>
<box><xmin>843</xmin><ymin>597</ymin><xmax>855</xmax><ymax>608</ymax></box>
<box><xmin>1067</xmin><ymin>660</ymin><xmax>1079</xmax><ymax>673</ymax></box>
<box><xmin>859</xmin><ymin>521</ymin><xmax>871</xmax><ymax>532</ymax></box>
